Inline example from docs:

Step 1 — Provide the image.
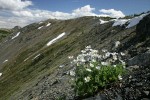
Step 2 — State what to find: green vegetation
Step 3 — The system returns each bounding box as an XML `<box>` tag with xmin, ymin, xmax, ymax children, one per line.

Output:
<box><xmin>75</xmin><ymin>63</ymin><xmax>126</xmax><ymax>96</ymax></box>
<box><xmin>70</xmin><ymin>46</ymin><xmax>127</xmax><ymax>97</ymax></box>
<box><xmin>0</xmin><ymin>29</ymin><xmax>11</xmax><ymax>41</ymax></box>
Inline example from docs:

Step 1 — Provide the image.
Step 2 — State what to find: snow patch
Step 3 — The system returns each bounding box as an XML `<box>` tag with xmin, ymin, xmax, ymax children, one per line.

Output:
<box><xmin>0</xmin><ymin>73</ymin><xmax>2</xmax><ymax>77</ymax></box>
<box><xmin>3</xmin><ymin>59</ymin><xmax>8</xmax><ymax>63</ymax></box>
<box><xmin>33</xmin><ymin>54</ymin><xmax>41</xmax><ymax>60</ymax></box>
<box><xmin>38</xmin><ymin>26</ymin><xmax>43</xmax><ymax>29</ymax></box>
<box><xmin>59</xmin><ymin>65</ymin><xmax>64</xmax><ymax>68</ymax></box>
<box><xmin>24</xmin><ymin>57</ymin><xmax>29</xmax><ymax>62</ymax></box>
<box><xmin>112</xmin><ymin>19</ymin><xmax>129</xmax><ymax>26</ymax></box>
<box><xmin>47</xmin><ymin>32</ymin><xmax>66</xmax><ymax>46</ymax></box>
<box><xmin>12</xmin><ymin>32</ymin><xmax>20</xmax><ymax>39</ymax></box>
<box><xmin>39</xmin><ymin>22</ymin><xmax>43</xmax><ymax>24</ymax></box>
<box><xmin>126</xmin><ymin>14</ymin><xmax>148</xmax><ymax>28</ymax></box>
<box><xmin>99</xmin><ymin>19</ymin><xmax>109</xmax><ymax>24</ymax></box>
<box><xmin>46</xmin><ymin>23</ymin><xmax>51</xmax><ymax>27</ymax></box>
<box><xmin>112</xmin><ymin>13</ymin><xmax>148</xmax><ymax>28</ymax></box>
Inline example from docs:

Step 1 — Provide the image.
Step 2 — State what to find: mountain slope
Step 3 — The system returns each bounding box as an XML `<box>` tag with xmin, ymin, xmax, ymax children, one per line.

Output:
<box><xmin>0</xmin><ymin>14</ymin><xmax>150</xmax><ymax>100</ymax></box>
<box><xmin>0</xmin><ymin>29</ymin><xmax>12</xmax><ymax>42</ymax></box>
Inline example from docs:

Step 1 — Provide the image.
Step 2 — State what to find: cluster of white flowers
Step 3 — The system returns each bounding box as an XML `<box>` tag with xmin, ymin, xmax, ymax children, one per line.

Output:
<box><xmin>70</xmin><ymin>70</ymin><xmax>75</xmax><ymax>76</ymax></box>
<box><xmin>68</xmin><ymin>56</ymin><xmax>74</xmax><ymax>59</ymax></box>
<box><xmin>73</xmin><ymin>45</ymin><xmax>100</xmax><ymax>65</ymax></box>
<box><xmin>69</xmin><ymin>45</ymin><xmax>126</xmax><ymax>82</ymax></box>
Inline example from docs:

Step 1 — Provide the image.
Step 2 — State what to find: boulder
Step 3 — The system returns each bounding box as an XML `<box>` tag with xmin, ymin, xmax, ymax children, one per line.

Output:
<box><xmin>127</xmin><ymin>51</ymin><xmax>150</xmax><ymax>66</ymax></box>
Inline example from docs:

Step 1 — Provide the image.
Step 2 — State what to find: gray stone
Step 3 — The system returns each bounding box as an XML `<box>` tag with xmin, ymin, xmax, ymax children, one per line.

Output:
<box><xmin>143</xmin><ymin>91</ymin><xmax>149</xmax><ymax>96</ymax></box>
<box><xmin>127</xmin><ymin>52</ymin><xmax>150</xmax><ymax>66</ymax></box>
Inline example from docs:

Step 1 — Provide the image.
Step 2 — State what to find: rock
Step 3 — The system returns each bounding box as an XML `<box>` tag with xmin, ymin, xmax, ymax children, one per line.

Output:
<box><xmin>129</xmin><ymin>65</ymin><xmax>139</xmax><ymax>71</ymax></box>
<box><xmin>96</xmin><ymin>94</ymin><xmax>108</xmax><ymax>100</ymax></box>
<box><xmin>127</xmin><ymin>52</ymin><xmax>150</xmax><ymax>66</ymax></box>
<box><xmin>116</xmin><ymin>93</ymin><xmax>123</xmax><ymax>100</ymax></box>
<box><xmin>143</xmin><ymin>91</ymin><xmax>149</xmax><ymax>96</ymax></box>
<box><xmin>12</xmin><ymin>26</ymin><xmax>21</xmax><ymax>31</ymax></box>
<box><xmin>141</xmin><ymin>98</ymin><xmax>150</xmax><ymax>100</ymax></box>
<box><xmin>136</xmin><ymin>14</ymin><xmax>150</xmax><ymax>41</ymax></box>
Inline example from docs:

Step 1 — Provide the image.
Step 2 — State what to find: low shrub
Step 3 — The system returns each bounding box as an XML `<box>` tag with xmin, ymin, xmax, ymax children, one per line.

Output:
<box><xmin>69</xmin><ymin>45</ymin><xmax>126</xmax><ymax>96</ymax></box>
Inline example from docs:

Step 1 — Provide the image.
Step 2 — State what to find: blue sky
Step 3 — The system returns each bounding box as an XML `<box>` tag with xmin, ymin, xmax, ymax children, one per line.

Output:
<box><xmin>0</xmin><ymin>0</ymin><xmax>150</xmax><ymax>28</ymax></box>
<box><xmin>31</xmin><ymin>0</ymin><xmax>150</xmax><ymax>15</ymax></box>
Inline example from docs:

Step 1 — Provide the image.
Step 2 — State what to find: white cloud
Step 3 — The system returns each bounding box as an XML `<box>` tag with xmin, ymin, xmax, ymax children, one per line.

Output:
<box><xmin>0</xmin><ymin>0</ymin><xmax>32</xmax><ymax>10</ymax></box>
<box><xmin>0</xmin><ymin>16</ymin><xmax>32</xmax><ymax>28</ymax></box>
<box><xmin>0</xmin><ymin>1</ymin><xmax>125</xmax><ymax>28</ymax></box>
<box><xmin>99</xmin><ymin>9</ymin><xmax>125</xmax><ymax>18</ymax></box>
<box><xmin>12</xmin><ymin>10</ymin><xmax>33</xmax><ymax>17</ymax></box>
<box><xmin>72</xmin><ymin>5</ymin><xmax>96</xmax><ymax>17</ymax></box>
<box><xmin>11</xmin><ymin>5</ymin><xmax>96</xmax><ymax>19</ymax></box>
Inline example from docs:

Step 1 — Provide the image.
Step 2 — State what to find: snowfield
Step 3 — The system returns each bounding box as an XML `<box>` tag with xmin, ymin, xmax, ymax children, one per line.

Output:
<box><xmin>112</xmin><ymin>13</ymin><xmax>149</xmax><ymax>28</ymax></box>
<box><xmin>99</xmin><ymin>19</ymin><xmax>109</xmax><ymax>24</ymax></box>
<box><xmin>47</xmin><ymin>32</ymin><xmax>66</xmax><ymax>46</ymax></box>
<box><xmin>126</xmin><ymin>13</ymin><xmax>148</xmax><ymax>28</ymax></box>
<box><xmin>112</xmin><ymin>19</ymin><xmax>129</xmax><ymax>26</ymax></box>
<box><xmin>12</xmin><ymin>32</ymin><xmax>20</xmax><ymax>39</ymax></box>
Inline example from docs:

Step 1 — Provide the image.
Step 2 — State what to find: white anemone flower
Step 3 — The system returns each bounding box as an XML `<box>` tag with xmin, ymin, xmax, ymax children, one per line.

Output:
<box><xmin>119</xmin><ymin>59</ymin><xmax>126</xmax><ymax>65</ymax></box>
<box><xmin>77</xmin><ymin>63</ymin><xmax>80</xmax><ymax>66</ymax></box>
<box><xmin>81</xmin><ymin>50</ymin><xmax>86</xmax><ymax>53</ymax></box>
<box><xmin>123</xmin><ymin>65</ymin><xmax>126</xmax><ymax>68</ymax></box>
<box><xmin>70</xmin><ymin>70</ymin><xmax>75</xmax><ymax>76</ymax></box>
<box><xmin>118</xmin><ymin>75</ymin><xmax>123</xmax><ymax>80</ymax></box>
<box><xmin>86</xmin><ymin>68</ymin><xmax>92</xmax><ymax>72</ymax></box>
<box><xmin>120</xmin><ymin>52</ymin><xmax>125</xmax><ymax>56</ymax></box>
<box><xmin>84</xmin><ymin>76</ymin><xmax>91</xmax><ymax>83</ymax></box>
<box><xmin>101</xmin><ymin>62</ymin><xmax>108</xmax><ymax>66</ymax></box>
<box><xmin>98</xmin><ymin>55</ymin><xmax>102</xmax><ymax>59</ymax></box>
<box><xmin>115</xmin><ymin>41</ymin><xmax>121</xmax><ymax>48</ymax></box>
<box><xmin>92</xmin><ymin>59</ymin><xmax>96</xmax><ymax>62</ymax></box>
<box><xmin>92</xmin><ymin>50</ymin><xmax>98</xmax><ymax>54</ymax></box>
<box><xmin>113</xmin><ymin>55</ymin><xmax>118</xmax><ymax>61</ymax></box>
<box><xmin>86</xmin><ymin>45</ymin><xmax>91</xmax><ymax>49</ymax></box>
<box><xmin>68</xmin><ymin>56</ymin><xmax>74</xmax><ymax>59</ymax></box>
<box><xmin>111</xmin><ymin>52</ymin><xmax>118</xmax><ymax>56</ymax></box>
<box><xmin>105</xmin><ymin>52</ymin><xmax>111</xmax><ymax>58</ymax></box>
<box><xmin>59</xmin><ymin>65</ymin><xmax>64</xmax><ymax>68</ymax></box>
<box><xmin>113</xmin><ymin>65</ymin><xmax>117</xmax><ymax>67</ymax></box>
<box><xmin>102</xmin><ymin>55</ymin><xmax>107</xmax><ymax>59</ymax></box>
<box><xmin>90</xmin><ymin>63</ymin><xmax>94</xmax><ymax>67</ymax></box>
<box><xmin>0</xmin><ymin>73</ymin><xmax>2</xmax><ymax>77</ymax></box>
<box><xmin>102</xmin><ymin>49</ymin><xmax>107</xmax><ymax>53</ymax></box>
<box><xmin>96</xmin><ymin>66</ymin><xmax>101</xmax><ymax>70</ymax></box>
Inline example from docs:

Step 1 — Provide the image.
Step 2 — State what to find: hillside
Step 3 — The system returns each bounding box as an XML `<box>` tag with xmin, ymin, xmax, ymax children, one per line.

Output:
<box><xmin>0</xmin><ymin>29</ymin><xmax>12</xmax><ymax>42</ymax></box>
<box><xmin>0</xmin><ymin>13</ymin><xmax>150</xmax><ymax>100</ymax></box>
